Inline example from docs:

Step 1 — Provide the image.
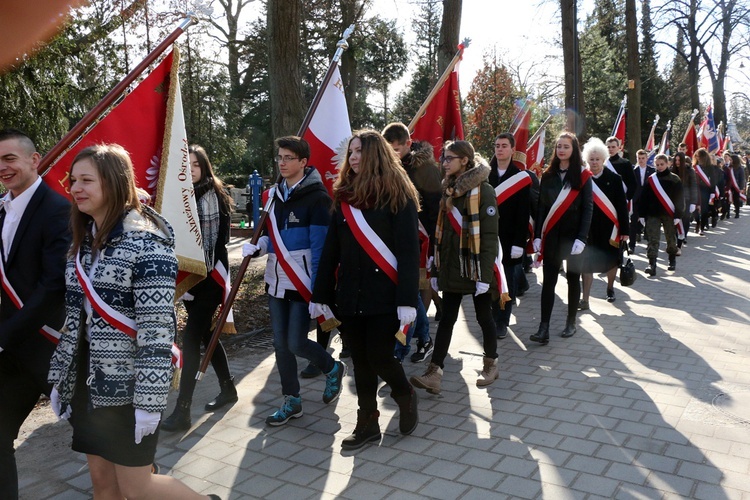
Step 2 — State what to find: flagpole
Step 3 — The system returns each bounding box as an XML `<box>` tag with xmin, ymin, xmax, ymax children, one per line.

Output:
<box><xmin>528</xmin><ymin>114</ymin><xmax>554</xmax><ymax>146</ymax></box>
<box><xmin>197</xmin><ymin>25</ymin><xmax>355</xmax><ymax>380</ymax></box>
<box><xmin>408</xmin><ymin>38</ymin><xmax>470</xmax><ymax>133</ymax></box>
<box><xmin>38</xmin><ymin>16</ymin><xmax>198</xmax><ymax>175</ymax></box>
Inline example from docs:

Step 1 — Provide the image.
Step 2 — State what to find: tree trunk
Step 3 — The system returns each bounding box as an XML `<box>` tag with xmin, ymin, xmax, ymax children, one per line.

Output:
<box><xmin>625</xmin><ymin>0</ymin><xmax>641</xmax><ymax>155</ymax></box>
<box><xmin>340</xmin><ymin>0</ymin><xmax>360</xmax><ymax>120</ymax></box>
<box><xmin>686</xmin><ymin>0</ymin><xmax>701</xmax><ymax>116</ymax></box>
<box><xmin>268</xmin><ymin>0</ymin><xmax>305</xmax><ymax>138</ymax></box>
<box><xmin>561</xmin><ymin>0</ymin><xmax>585</xmax><ymax>136</ymax></box>
<box><xmin>438</xmin><ymin>0</ymin><xmax>462</xmax><ymax>75</ymax></box>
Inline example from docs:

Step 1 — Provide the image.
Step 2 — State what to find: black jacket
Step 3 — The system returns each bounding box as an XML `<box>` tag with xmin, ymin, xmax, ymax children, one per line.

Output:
<box><xmin>487</xmin><ymin>162</ymin><xmax>531</xmax><ymax>264</ymax></box>
<box><xmin>632</xmin><ymin>165</ymin><xmax>656</xmax><ymax>218</ymax></box>
<box><xmin>641</xmin><ymin>168</ymin><xmax>685</xmax><ymax>219</ymax></box>
<box><xmin>589</xmin><ymin>169</ymin><xmax>630</xmax><ymax>250</ymax></box>
<box><xmin>312</xmin><ymin>199</ymin><xmax>419</xmax><ymax>316</ymax></box>
<box><xmin>402</xmin><ymin>142</ymin><xmax>442</xmax><ymax>249</ymax></box>
<box><xmin>608</xmin><ymin>155</ymin><xmax>637</xmax><ymax>200</ymax></box>
<box><xmin>535</xmin><ymin>170</ymin><xmax>594</xmax><ymax>257</ymax></box>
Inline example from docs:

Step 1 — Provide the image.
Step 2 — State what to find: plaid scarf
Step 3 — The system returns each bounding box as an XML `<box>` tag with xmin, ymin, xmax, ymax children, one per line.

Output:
<box><xmin>435</xmin><ymin>163</ymin><xmax>488</xmax><ymax>282</ymax></box>
<box><xmin>194</xmin><ymin>179</ymin><xmax>221</xmax><ymax>273</ymax></box>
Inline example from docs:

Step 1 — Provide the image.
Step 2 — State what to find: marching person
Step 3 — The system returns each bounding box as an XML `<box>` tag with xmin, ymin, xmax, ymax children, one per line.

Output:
<box><xmin>410</xmin><ymin>140</ymin><xmax>501</xmax><ymax>394</ymax></box>
<box><xmin>630</xmin><ymin>149</ymin><xmax>655</xmax><ymax>251</ymax></box>
<box><xmin>693</xmin><ymin>148</ymin><xmax>717</xmax><ymax>235</ymax></box>
<box><xmin>487</xmin><ymin>133</ymin><xmax>531</xmax><ymax>340</ymax></box>
<box><xmin>579</xmin><ymin>138</ymin><xmax>629</xmax><ymax>309</ymax></box>
<box><xmin>530</xmin><ymin>132</ymin><xmax>593</xmax><ymax>344</ymax></box>
<box><xmin>0</xmin><ymin>129</ymin><xmax>71</xmax><ymax>500</ymax></box>
<box><xmin>161</xmin><ymin>145</ymin><xmax>238</xmax><ymax>432</ymax></box>
<box><xmin>243</xmin><ymin>136</ymin><xmax>345</xmax><ymax>426</ymax></box>
<box><xmin>311</xmin><ymin>129</ymin><xmax>420</xmax><ymax>450</ymax></box>
<box><xmin>726</xmin><ymin>153</ymin><xmax>746</xmax><ymax>218</ymax></box>
<box><xmin>670</xmin><ymin>151</ymin><xmax>697</xmax><ymax>251</ymax></box>
<box><xmin>47</xmin><ymin>144</ymin><xmax>216</xmax><ymax>499</ymax></box>
<box><xmin>606</xmin><ymin>136</ymin><xmax>637</xmax><ymax>201</ymax></box>
<box><xmin>640</xmin><ymin>154</ymin><xmax>685</xmax><ymax>276</ymax></box>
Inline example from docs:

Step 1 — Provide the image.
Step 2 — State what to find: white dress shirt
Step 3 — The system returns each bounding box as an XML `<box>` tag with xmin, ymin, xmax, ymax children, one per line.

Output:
<box><xmin>1</xmin><ymin>176</ymin><xmax>43</xmax><ymax>260</ymax></box>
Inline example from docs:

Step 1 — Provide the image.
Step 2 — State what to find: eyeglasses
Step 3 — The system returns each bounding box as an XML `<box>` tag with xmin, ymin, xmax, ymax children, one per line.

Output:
<box><xmin>276</xmin><ymin>155</ymin><xmax>299</xmax><ymax>163</ymax></box>
<box><xmin>442</xmin><ymin>155</ymin><xmax>460</xmax><ymax>163</ymax></box>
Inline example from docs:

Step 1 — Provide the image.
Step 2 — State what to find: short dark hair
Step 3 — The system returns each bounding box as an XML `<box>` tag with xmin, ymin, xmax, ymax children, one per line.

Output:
<box><xmin>654</xmin><ymin>154</ymin><xmax>669</xmax><ymax>164</ymax></box>
<box><xmin>494</xmin><ymin>132</ymin><xmax>515</xmax><ymax>149</ymax></box>
<box><xmin>382</xmin><ymin>122</ymin><xmax>410</xmax><ymax>145</ymax></box>
<box><xmin>275</xmin><ymin>136</ymin><xmax>310</xmax><ymax>161</ymax></box>
<box><xmin>0</xmin><ymin>128</ymin><xmax>36</xmax><ymax>154</ymax></box>
<box><xmin>606</xmin><ymin>136</ymin><xmax>621</xmax><ymax>146</ymax></box>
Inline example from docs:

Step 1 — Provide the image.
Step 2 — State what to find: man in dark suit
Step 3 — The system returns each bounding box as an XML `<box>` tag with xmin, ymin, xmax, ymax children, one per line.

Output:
<box><xmin>606</xmin><ymin>136</ymin><xmax>637</xmax><ymax>201</ymax></box>
<box><xmin>630</xmin><ymin>149</ymin><xmax>656</xmax><ymax>251</ymax></box>
<box><xmin>0</xmin><ymin>129</ymin><xmax>70</xmax><ymax>499</ymax></box>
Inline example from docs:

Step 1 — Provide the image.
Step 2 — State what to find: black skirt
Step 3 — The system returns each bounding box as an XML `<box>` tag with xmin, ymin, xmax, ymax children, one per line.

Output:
<box><xmin>69</xmin><ymin>342</ymin><xmax>159</xmax><ymax>467</ymax></box>
<box><xmin>581</xmin><ymin>241</ymin><xmax>620</xmax><ymax>273</ymax></box>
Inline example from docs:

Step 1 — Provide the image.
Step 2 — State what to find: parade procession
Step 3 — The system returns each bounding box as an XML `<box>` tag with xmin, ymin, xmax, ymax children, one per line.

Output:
<box><xmin>2</xmin><ymin>1</ymin><xmax>750</xmax><ymax>498</ymax></box>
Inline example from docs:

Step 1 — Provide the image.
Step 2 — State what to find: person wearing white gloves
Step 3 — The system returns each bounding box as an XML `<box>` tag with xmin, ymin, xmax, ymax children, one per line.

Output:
<box><xmin>530</xmin><ymin>132</ymin><xmax>593</xmax><ymax>344</ymax></box>
<box><xmin>47</xmin><ymin>145</ymin><xmax>213</xmax><ymax>499</ymax></box>
<box><xmin>411</xmin><ymin>140</ymin><xmax>501</xmax><ymax>395</ymax></box>
<box><xmin>311</xmin><ymin>130</ymin><xmax>421</xmax><ymax>450</ymax></box>
<box><xmin>486</xmin><ymin>133</ymin><xmax>533</xmax><ymax>340</ymax></box>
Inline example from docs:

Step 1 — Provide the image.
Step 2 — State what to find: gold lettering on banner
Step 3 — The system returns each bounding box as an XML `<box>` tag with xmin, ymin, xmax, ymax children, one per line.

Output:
<box><xmin>333</xmin><ymin>78</ymin><xmax>344</xmax><ymax>93</ymax></box>
<box><xmin>452</xmin><ymin>89</ymin><xmax>461</xmax><ymax>110</ymax></box>
<box><xmin>178</xmin><ymin>140</ymin><xmax>189</xmax><ymax>182</ymax></box>
<box><xmin>437</xmin><ymin>115</ymin><xmax>444</xmax><ymax>129</ymax></box>
<box><xmin>182</xmin><ymin>187</ymin><xmax>202</xmax><ymax>246</ymax></box>
<box><xmin>58</xmin><ymin>171</ymin><xmax>71</xmax><ymax>194</ymax></box>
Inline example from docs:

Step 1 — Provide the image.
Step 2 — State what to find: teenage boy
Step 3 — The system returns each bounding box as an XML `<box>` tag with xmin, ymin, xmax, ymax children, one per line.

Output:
<box><xmin>639</xmin><ymin>154</ymin><xmax>684</xmax><ymax>276</ymax></box>
<box><xmin>606</xmin><ymin>136</ymin><xmax>637</xmax><ymax>200</ymax></box>
<box><xmin>487</xmin><ymin>133</ymin><xmax>532</xmax><ymax>340</ymax></box>
<box><xmin>382</xmin><ymin>122</ymin><xmax>441</xmax><ymax>363</ymax></box>
<box><xmin>243</xmin><ymin>136</ymin><xmax>345</xmax><ymax>425</ymax></box>
<box><xmin>630</xmin><ymin>149</ymin><xmax>655</xmax><ymax>251</ymax></box>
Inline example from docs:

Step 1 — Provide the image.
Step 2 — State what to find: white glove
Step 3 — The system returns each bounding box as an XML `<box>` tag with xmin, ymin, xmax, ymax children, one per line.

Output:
<box><xmin>475</xmin><ymin>282</ymin><xmax>490</xmax><ymax>296</ymax></box>
<box><xmin>397</xmin><ymin>306</ymin><xmax>417</xmax><ymax>327</ymax></box>
<box><xmin>308</xmin><ymin>302</ymin><xmax>327</xmax><ymax>319</ymax></box>
<box><xmin>177</xmin><ymin>291</ymin><xmax>194</xmax><ymax>302</ymax></box>
<box><xmin>571</xmin><ymin>239</ymin><xmax>585</xmax><ymax>255</ymax></box>
<box><xmin>427</xmin><ymin>256</ymin><xmax>434</xmax><ymax>271</ymax></box>
<box><xmin>134</xmin><ymin>409</ymin><xmax>161</xmax><ymax>444</ymax></box>
<box><xmin>430</xmin><ymin>277</ymin><xmax>439</xmax><ymax>292</ymax></box>
<box><xmin>50</xmin><ymin>387</ymin><xmax>71</xmax><ymax>420</ymax></box>
<box><xmin>638</xmin><ymin>218</ymin><xmax>645</xmax><ymax>227</ymax></box>
<box><xmin>242</xmin><ymin>235</ymin><xmax>269</xmax><ymax>257</ymax></box>
<box><xmin>533</xmin><ymin>238</ymin><xmax>542</xmax><ymax>253</ymax></box>
<box><xmin>689</xmin><ymin>204</ymin><xmax>696</xmax><ymax>213</ymax></box>
<box><xmin>510</xmin><ymin>246</ymin><xmax>524</xmax><ymax>259</ymax></box>
<box><xmin>674</xmin><ymin>218</ymin><xmax>680</xmax><ymax>226</ymax></box>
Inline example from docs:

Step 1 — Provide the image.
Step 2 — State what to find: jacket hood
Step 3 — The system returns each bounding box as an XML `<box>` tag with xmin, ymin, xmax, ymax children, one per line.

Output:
<box><xmin>113</xmin><ymin>204</ymin><xmax>175</xmax><ymax>247</ymax></box>
<box><xmin>410</xmin><ymin>141</ymin><xmax>437</xmax><ymax>170</ymax></box>
<box><xmin>443</xmin><ymin>159</ymin><xmax>490</xmax><ymax>198</ymax></box>
<box><xmin>274</xmin><ymin>166</ymin><xmax>327</xmax><ymax>201</ymax></box>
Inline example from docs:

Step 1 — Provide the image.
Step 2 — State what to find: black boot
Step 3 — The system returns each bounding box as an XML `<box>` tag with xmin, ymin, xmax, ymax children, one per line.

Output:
<box><xmin>530</xmin><ymin>322</ymin><xmax>549</xmax><ymax>345</ymax></box>
<box><xmin>393</xmin><ymin>388</ymin><xmax>419</xmax><ymax>435</ymax></box>
<box><xmin>668</xmin><ymin>255</ymin><xmax>676</xmax><ymax>271</ymax></box>
<box><xmin>205</xmin><ymin>376</ymin><xmax>238</xmax><ymax>411</ymax></box>
<box><xmin>646</xmin><ymin>257</ymin><xmax>657</xmax><ymax>277</ymax></box>
<box><xmin>161</xmin><ymin>399</ymin><xmax>191</xmax><ymax>432</ymax></box>
<box><xmin>561</xmin><ymin>317</ymin><xmax>577</xmax><ymax>338</ymax></box>
<box><xmin>341</xmin><ymin>410</ymin><xmax>381</xmax><ymax>450</ymax></box>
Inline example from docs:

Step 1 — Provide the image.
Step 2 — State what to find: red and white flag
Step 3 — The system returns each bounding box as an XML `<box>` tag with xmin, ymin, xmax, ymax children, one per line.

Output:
<box><xmin>511</xmin><ymin>104</ymin><xmax>532</xmax><ymax>170</ymax></box>
<box><xmin>302</xmin><ymin>64</ymin><xmax>352</xmax><ymax>195</ymax></box>
<box><xmin>411</xmin><ymin>48</ymin><xmax>465</xmax><ymax>162</ymax></box>
<box><xmin>41</xmin><ymin>49</ymin><xmax>206</xmax><ymax>299</ymax></box>
<box><xmin>682</xmin><ymin>110</ymin><xmax>699</xmax><ymax>159</ymax></box>
<box><xmin>526</xmin><ymin>126</ymin><xmax>546</xmax><ymax>177</ymax></box>
<box><xmin>645</xmin><ymin>115</ymin><xmax>659</xmax><ymax>151</ymax></box>
<box><xmin>611</xmin><ymin>95</ymin><xmax>626</xmax><ymax>145</ymax></box>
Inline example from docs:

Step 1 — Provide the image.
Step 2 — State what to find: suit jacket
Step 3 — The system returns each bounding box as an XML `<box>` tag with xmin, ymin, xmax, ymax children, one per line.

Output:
<box><xmin>0</xmin><ymin>180</ymin><xmax>71</xmax><ymax>387</ymax></box>
<box><xmin>608</xmin><ymin>155</ymin><xmax>637</xmax><ymax>200</ymax></box>
<box><xmin>488</xmin><ymin>162</ymin><xmax>531</xmax><ymax>264</ymax></box>
<box><xmin>632</xmin><ymin>165</ymin><xmax>655</xmax><ymax>217</ymax></box>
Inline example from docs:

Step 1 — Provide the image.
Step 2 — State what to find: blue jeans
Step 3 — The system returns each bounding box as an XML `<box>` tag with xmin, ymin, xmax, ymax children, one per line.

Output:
<box><xmin>393</xmin><ymin>295</ymin><xmax>430</xmax><ymax>360</ymax></box>
<box><xmin>268</xmin><ymin>296</ymin><xmax>335</xmax><ymax>396</ymax></box>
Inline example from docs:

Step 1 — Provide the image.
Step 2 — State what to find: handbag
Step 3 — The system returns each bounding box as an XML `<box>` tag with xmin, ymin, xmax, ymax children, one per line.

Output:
<box><xmin>619</xmin><ymin>245</ymin><xmax>637</xmax><ymax>287</ymax></box>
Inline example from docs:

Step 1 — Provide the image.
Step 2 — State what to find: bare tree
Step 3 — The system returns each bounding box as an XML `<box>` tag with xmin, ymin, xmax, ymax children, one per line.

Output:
<box><xmin>437</xmin><ymin>0</ymin><xmax>462</xmax><ymax>75</ymax></box>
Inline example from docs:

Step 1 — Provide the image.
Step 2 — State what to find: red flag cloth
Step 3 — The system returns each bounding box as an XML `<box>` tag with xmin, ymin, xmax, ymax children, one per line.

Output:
<box><xmin>511</xmin><ymin>108</ymin><xmax>531</xmax><ymax>170</ymax></box>
<box><xmin>43</xmin><ymin>53</ymin><xmax>172</xmax><ymax>199</ymax></box>
<box><xmin>645</xmin><ymin>125</ymin><xmax>657</xmax><ymax>152</ymax></box>
<box><xmin>411</xmin><ymin>69</ymin><xmax>464</xmax><ymax>162</ymax></box>
<box><xmin>526</xmin><ymin>127</ymin><xmax>546</xmax><ymax>177</ymax></box>
<box><xmin>301</xmin><ymin>65</ymin><xmax>352</xmax><ymax>195</ymax></box>
<box><xmin>612</xmin><ymin>103</ymin><xmax>626</xmax><ymax>145</ymax></box>
<box><xmin>683</xmin><ymin>120</ymin><xmax>698</xmax><ymax>159</ymax></box>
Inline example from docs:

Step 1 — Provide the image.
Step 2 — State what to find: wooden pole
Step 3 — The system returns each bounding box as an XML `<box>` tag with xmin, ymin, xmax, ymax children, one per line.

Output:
<box><xmin>197</xmin><ymin>25</ymin><xmax>355</xmax><ymax>380</ymax></box>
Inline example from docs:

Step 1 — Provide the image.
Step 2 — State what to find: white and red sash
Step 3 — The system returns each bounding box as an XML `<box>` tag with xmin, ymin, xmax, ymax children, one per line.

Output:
<box><xmin>446</xmin><ymin>203</ymin><xmax>509</xmax><ymax>301</ymax></box>
<box><xmin>210</xmin><ymin>261</ymin><xmax>235</xmax><ymax>333</ymax></box>
<box><xmin>592</xmin><ymin>180</ymin><xmax>620</xmax><ymax>246</ymax></box>
<box><xmin>494</xmin><ymin>171</ymin><xmax>532</xmax><ymax>206</ymax></box>
<box><xmin>694</xmin><ymin>163</ymin><xmax>714</xmax><ymax>206</ymax></box>
<box><xmin>75</xmin><ymin>251</ymin><xmax>182</xmax><ymax>367</ymax></box>
<box><xmin>648</xmin><ymin>175</ymin><xmax>684</xmax><ymax>239</ymax></box>
<box><xmin>604</xmin><ymin>159</ymin><xmax>628</xmax><ymax>196</ymax></box>
<box><xmin>730</xmin><ymin>168</ymin><xmax>747</xmax><ymax>203</ymax></box>
<box><xmin>418</xmin><ymin>220</ymin><xmax>430</xmax><ymax>288</ymax></box>
<box><xmin>267</xmin><ymin>203</ymin><xmax>338</xmax><ymax>331</ymax></box>
<box><xmin>536</xmin><ymin>170</ymin><xmax>592</xmax><ymax>264</ymax></box>
<box><xmin>341</xmin><ymin>202</ymin><xmax>410</xmax><ymax>338</ymax></box>
<box><xmin>0</xmin><ymin>257</ymin><xmax>60</xmax><ymax>344</ymax></box>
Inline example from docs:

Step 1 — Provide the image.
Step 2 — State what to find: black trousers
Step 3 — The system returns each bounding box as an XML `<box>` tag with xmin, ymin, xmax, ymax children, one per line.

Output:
<box><xmin>0</xmin><ymin>353</ymin><xmax>51</xmax><ymax>500</ymax></box>
<box><xmin>432</xmin><ymin>292</ymin><xmax>497</xmax><ymax>369</ymax></box>
<box><xmin>178</xmin><ymin>283</ymin><xmax>233</xmax><ymax>402</ymax></box>
<box><xmin>338</xmin><ymin>313</ymin><xmax>411</xmax><ymax>413</ymax></box>
<box><xmin>541</xmin><ymin>251</ymin><xmax>580</xmax><ymax>323</ymax></box>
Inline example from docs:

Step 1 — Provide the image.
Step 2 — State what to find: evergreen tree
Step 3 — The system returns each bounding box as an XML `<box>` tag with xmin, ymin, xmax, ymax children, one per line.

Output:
<box><xmin>639</xmin><ymin>0</ymin><xmax>669</xmax><ymax>148</ymax></box>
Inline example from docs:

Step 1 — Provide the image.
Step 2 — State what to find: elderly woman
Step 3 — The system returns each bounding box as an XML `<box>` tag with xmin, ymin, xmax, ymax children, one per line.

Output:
<box><xmin>579</xmin><ymin>138</ymin><xmax>629</xmax><ymax>310</ymax></box>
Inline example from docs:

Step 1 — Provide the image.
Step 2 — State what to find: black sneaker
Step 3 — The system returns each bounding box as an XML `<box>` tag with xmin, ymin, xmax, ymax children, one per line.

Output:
<box><xmin>410</xmin><ymin>338</ymin><xmax>434</xmax><ymax>363</ymax></box>
<box><xmin>606</xmin><ymin>288</ymin><xmax>615</xmax><ymax>303</ymax></box>
<box><xmin>496</xmin><ymin>325</ymin><xmax>508</xmax><ymax>339</ymax></box>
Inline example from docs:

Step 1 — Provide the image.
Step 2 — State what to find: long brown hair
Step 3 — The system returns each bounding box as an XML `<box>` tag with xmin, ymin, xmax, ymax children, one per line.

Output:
<box><xmin>692</xmin><ymin>148</ymin><xmax>712</xmax><ymax>170</ymax></box>
<box><xmin>543</xmin><ymin>132</ymin><xmax>585</xmax><ymax>189</ymax></box>
<box><xmin>189</xmin><ymin>144</ymin><xmax>233</xmax><ymax>213</ymax></box>
<box><xmin>333</xmin><ymin>129</ymin><xmax>420</xmax><ymax>213</ymax></box>
<box><xmin>69</xmin><ymin>144</ymin><xmax>142</xmax><ymax>256</ymax></box>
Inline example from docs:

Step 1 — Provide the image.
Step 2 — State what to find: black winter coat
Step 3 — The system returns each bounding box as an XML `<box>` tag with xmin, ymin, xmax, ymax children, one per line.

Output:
<box><xmin>608</xmin><ymin>155</ymin><xmax>637</xmax><ymax>200</ymax></box>
<box><xmin>487</xmin><ymin>162</ymin><xmax>531</xmax><ymax>264</ymax></box>
<box><xmin>641</xmin><ymin>168</ymin><xmax>685</xmax><ymax>219</ymax></box>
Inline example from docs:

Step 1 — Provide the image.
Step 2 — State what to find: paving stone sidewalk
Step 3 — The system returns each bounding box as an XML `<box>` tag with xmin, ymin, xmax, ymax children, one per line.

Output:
<box><xmin>17</xmin><ymin>208</ymin><xmax>750</xmax><ymax>499</ymax></box>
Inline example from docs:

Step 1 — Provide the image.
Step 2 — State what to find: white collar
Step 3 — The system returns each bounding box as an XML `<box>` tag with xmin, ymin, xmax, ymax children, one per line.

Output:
<box><xmin>4</xmin><ymin>176</ymin><xmax>42</xmax><ymax>215</ymax></box>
